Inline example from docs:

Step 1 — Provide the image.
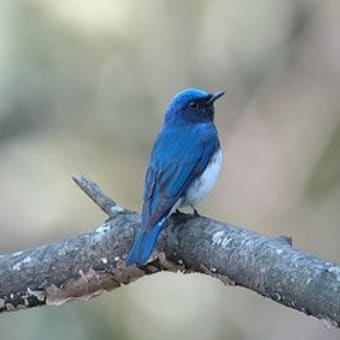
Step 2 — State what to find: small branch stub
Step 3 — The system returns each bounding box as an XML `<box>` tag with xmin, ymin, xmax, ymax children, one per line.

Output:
<box><xmin>72</xmin><ymin>175</ymin><xmax>128</xmax><ymax>216</ymax></box>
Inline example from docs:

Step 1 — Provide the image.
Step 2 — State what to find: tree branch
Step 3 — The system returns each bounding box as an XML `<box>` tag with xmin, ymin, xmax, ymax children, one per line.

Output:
<box><xmin>0</xmin><ymin>176</ymin><xmax>339</xmax><ymax>329</ymax></box>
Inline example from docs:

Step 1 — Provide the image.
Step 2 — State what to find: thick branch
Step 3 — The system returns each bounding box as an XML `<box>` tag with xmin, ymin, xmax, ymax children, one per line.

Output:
<box><xmin>0</xmin><ymin>176</ymin><xmax>339</xmax><ymax>329</ymax></box>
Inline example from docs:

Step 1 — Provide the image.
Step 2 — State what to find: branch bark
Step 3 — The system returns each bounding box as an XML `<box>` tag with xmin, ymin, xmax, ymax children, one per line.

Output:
<box><xmin>0</xmin><ymin>175</ymin><xmax>339</xmax><ymax>328</ymax></box>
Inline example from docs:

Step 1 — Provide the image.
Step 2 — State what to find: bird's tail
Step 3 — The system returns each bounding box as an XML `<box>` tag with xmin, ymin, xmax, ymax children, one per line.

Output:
<box><xmin>126</xmin><ymin>220</ymin><xmax>165</xmax><ymax>266</ymax></box>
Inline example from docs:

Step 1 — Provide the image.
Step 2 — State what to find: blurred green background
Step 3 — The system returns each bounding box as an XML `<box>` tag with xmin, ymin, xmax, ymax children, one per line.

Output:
<box><xmin>0</xmin><ymin>0</ymin><xmax>339</xmax><ymax>339</ymax></box>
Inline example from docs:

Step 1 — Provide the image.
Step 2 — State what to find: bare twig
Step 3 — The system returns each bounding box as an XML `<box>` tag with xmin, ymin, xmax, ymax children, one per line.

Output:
<box><xmin>72</xmin><ymin>174</ymin><xmax>128</xmax><ymax>216</ymax></box>
<box><xmin>0</xmin><ymin>176</ymin><xmax>339</xmax><ymax>329</ymax></box>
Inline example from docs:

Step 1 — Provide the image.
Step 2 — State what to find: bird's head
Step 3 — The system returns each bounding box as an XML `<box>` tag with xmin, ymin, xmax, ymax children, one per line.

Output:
<box><xmin>164</xmin><ymin>88</ymin><xmax>225</xmax><ymax>124</ymax></box>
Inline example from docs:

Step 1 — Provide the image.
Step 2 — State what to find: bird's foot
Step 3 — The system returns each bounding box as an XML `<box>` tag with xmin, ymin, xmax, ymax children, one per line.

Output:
<box><xmin>191</xmin><ymin>206</ymin><xmax>201</xmax><ymax>217</ymax></box>
<box><xmin>173</xmin><ymin>209</ymin><xmax>186</xmax><ymax>216</ymax></box>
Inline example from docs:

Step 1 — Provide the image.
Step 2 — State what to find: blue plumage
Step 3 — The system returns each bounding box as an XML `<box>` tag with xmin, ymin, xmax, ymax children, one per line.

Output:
<box><xmin>126</xmin><ymin>88</ymin><xmax>224</xmax><ymax>266</ymax></box>
<box><xmin>126</xmin><ymin>220</ymin><xmax>165</xmax><ymax>266</ymax></box>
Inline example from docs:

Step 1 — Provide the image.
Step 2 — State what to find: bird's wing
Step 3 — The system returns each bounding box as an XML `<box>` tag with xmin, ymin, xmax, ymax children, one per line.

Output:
<box><xmin>141</xmin><ymin>124</ymin><xmax>219</xmax><ymax>230</ymax></box>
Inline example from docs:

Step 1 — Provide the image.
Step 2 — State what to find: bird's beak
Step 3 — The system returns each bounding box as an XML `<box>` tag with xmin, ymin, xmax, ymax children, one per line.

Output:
<box><xmin>208</xmin><ymin>91</ymin><xmax>225</xmax><ymax>104</ymax></box>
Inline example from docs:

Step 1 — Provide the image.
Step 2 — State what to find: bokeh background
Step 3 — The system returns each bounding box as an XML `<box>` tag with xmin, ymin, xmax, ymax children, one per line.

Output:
<box><xmin>0</xmin><ymin>0</ymin><xmax>339</xmax><ymax>339</ymax></box>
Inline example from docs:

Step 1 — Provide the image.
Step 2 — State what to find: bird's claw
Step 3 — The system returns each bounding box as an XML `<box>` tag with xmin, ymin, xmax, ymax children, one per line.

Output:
<box><xmin>173</xmin><ymin>209</ymin><xmax>186</xmax><ymax>216</ymax></box>
<box><xmin>192</xmin><ymin>207</ymin><xmax>200</xmax><ymax>217</ymax></box>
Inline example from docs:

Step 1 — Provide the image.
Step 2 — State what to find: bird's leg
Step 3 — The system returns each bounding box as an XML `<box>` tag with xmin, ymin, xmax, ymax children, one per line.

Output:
<box><xmin>191</xmin><ymin>205</ymin><xmax>200</xmax><ymax>217</ymax></box>
<box><xmin>174</xmin><ymin>209</ymin><xmax>186</xmax><ymax>216</ymax></box>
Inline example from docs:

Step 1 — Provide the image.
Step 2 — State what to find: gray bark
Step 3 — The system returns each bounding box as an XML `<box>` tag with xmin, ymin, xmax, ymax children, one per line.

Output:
<box><xmin>0</xmin><ymin>175</ymin><xmax>339</xmax><ymax>329</ymax></box>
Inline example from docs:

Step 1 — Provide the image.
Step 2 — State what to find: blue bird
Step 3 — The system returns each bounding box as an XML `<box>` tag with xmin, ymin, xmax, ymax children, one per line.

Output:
<box><xmin>126</xmin><ymin>88</ymin><xmax>224</xmax><ymax>266</ymax></box>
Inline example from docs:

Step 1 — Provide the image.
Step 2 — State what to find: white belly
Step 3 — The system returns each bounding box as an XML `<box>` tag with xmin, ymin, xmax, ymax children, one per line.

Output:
<box><xmin>183</xmin><ymin>149</ymin><xmax>222</xmax><ymax>207</ymax></box>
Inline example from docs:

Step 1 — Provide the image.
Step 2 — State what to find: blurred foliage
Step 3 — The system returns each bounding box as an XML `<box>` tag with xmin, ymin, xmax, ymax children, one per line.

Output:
<box><xmin>0</xmin><ymin>0</ymin><xmax>339</xmax><ymax>339</ymax></box>
<box><xmin>305</xmin><ymin>124</ymin><xmax>340</xmax><ymax>200</ymax></box>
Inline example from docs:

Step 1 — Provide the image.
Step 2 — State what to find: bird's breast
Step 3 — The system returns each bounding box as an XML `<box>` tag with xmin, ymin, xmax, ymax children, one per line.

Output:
<box><xmin>184</xmin><ymin>149</ymin><xmax>222</xmax><ymax>207</ymax></box>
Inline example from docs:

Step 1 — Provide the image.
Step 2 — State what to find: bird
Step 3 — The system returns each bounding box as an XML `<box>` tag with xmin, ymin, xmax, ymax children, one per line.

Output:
<box><xmin>126</xmin><ymin>88</ymin><xmax>224</xmax><ymax>266</ymax></box>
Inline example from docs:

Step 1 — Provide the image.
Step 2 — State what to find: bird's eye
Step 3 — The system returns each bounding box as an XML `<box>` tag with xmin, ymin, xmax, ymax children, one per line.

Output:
<box><xmin>188</xmin><ymin>101</ymin><xmax>199</xmax><ymax>109</ymax></box>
